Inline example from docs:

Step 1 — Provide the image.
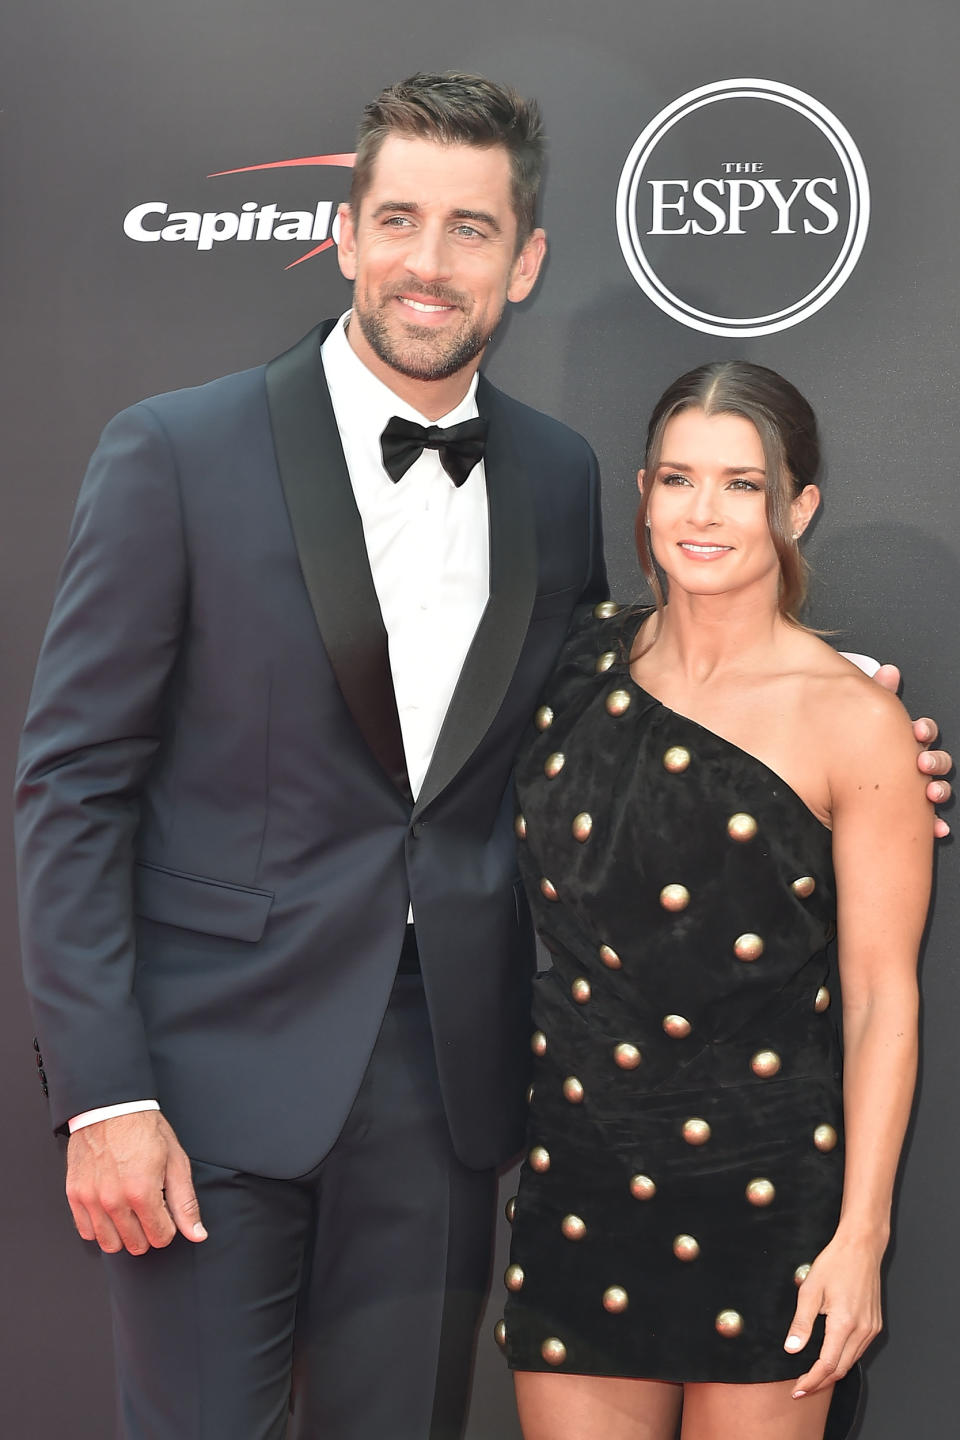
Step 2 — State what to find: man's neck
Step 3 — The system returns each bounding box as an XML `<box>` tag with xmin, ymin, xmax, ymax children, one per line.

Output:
<box><xmin>344</xmin><ymin>317</ymin><xmax>479</xmax><ymax>421</ymax></box>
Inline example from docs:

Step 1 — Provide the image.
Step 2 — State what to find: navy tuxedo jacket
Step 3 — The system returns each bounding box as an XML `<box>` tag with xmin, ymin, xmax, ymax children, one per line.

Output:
<box><xmin>15</xmin><ymin>322</ymin><xmax>607</xmax><ymax>1177</ymax></box>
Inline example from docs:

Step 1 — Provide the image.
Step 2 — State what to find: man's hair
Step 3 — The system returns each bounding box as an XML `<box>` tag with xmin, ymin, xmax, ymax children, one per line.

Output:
<box><xmin>350</xmin><ymin>71</ymin><xmax>545</xmax><ymax>246</ymax></box>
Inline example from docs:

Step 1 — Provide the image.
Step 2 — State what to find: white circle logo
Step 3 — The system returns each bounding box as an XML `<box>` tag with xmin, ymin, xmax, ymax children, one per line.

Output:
<box><xmin>616</xmin><ymin>78</ymin><xmax>870</xmax><ymax>337</ymax></box>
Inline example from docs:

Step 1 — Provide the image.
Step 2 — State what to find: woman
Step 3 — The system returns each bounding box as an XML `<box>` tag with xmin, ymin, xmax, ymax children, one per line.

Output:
<box><xmin>501</xmin><ymin>362</ymin><xmax>931</xmax><ymax>1440</ymax></box>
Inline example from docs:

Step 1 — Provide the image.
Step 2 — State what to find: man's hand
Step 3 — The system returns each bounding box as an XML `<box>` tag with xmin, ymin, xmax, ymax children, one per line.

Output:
<box><xmin>873</xmin><ymin>665</ymin><xmax>952</xmax><ymax>837</ymax></box>
<box><xmin>66</xmin><ymin>1110</ymin><xmax>207</xmax><ymax>1255</ymax></box>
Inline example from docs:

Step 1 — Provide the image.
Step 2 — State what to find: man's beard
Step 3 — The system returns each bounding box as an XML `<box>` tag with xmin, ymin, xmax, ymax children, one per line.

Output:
<box><xmin>352</xmin><ymin>283</ymin><xmax>502</xmax><ymax>382</ymax></box>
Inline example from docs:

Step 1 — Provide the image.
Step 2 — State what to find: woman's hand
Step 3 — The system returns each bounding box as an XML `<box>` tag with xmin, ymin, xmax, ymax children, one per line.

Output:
<box><xmin>784</xmin><ymin>1233</ymin><xmax>884</xmax><ymax>1398</ymax></box>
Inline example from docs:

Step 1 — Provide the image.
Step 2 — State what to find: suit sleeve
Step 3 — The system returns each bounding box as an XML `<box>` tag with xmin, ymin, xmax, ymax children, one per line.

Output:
<box><xmin>14</xmin><ymin>402</ymin><xmax>188</xmax><ymax>1132</ymax></box>
<box><xmin>579</xmin><ymin>447</ymin><xmax>609</xmax><ymax>606</ymax></box>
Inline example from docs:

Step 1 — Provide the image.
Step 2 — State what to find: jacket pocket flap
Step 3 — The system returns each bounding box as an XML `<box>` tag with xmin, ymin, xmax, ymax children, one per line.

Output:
<box><xmin>134</xmin><ymin>862</ymin><xmax>274</xmax><ymax>943</ymax></box>
<box><xmin>528</xmin><ymin>584</ymin><xmax>580</xmax><ymax>622</ymax></box>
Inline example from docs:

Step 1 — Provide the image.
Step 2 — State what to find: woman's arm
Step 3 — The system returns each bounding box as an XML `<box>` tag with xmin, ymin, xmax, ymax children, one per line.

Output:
<box><xmin>786</xmin><ymin>683</ymin><xmax>932</xmax><ymax>1400</ymax></box>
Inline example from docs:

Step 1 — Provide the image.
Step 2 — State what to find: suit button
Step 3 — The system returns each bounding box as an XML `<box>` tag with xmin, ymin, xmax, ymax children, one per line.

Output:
<box><xmin>36</xmin><ymin>1052</ymin><xmax>44</xmax><ymax>1068</ymax></box>
<box><xmin>33</xmin><ymin>1037</ymin><xmax>41</xmax><ymax>1053</ymax></box>
<box><xmin>411</xmin><ymin>821</ymin><xmax>426</xmax><ymax>838</ymax></box>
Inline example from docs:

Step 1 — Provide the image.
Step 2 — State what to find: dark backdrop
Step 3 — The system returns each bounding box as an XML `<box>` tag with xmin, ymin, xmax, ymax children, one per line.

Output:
<box><xmin>2</xmin><ymin>3</ymin><xmax>956</xmax><ymax>1435</ymax></box>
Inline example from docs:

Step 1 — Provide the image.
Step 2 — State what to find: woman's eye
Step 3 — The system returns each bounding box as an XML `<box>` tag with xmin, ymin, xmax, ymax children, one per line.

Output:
<box><xmin>728</xmin><ymin>477</ymin><xmax>762</xmax><ymax>491</ymax></box>
<box><xmin>660</xmin><ymin>472</ymin><xmax>690</xmax><ymax>486</ymax></box>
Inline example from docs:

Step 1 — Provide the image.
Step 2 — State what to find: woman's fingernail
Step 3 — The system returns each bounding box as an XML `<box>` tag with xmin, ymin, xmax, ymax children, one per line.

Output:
<box><xmin>793</xmin><ymin>1390</ymin><xmax>806</xmax><ymax>1400</ymax></box>
<box><xmin>784</xmin><ymin>1335</ymin><xmax>803</xmax><ymax>1352</ymax></box>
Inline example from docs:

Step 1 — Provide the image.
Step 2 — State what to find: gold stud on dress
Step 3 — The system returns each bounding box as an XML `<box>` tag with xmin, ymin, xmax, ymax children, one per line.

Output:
<box><xmin>727</xmin><ymin>813</ymin><xmax>758</xmax><ymax>842</ymax></box>
<box><xmin>673</xmin><ymin>1233</ymin><xmax>701</xmax><ymax>1261</ymax></box>
<box><xmin>534</xmin><ymin>705</ymin><xmax>554</xmax><ymax>731</ymax></box>
<box><xmin>750</xmin><ymin>1049</ymin><xmax>781</xmax><ymax>1078</ymax></box>
<box><xmin>540</xmin><ymin>877</ymin><xmax>559</xmax><ymax>901</ymax></box>
<box><xmin>613</xmin><ymin>1042</ymin><xmax>642</xmax><ymax>1070</ymax></box>
<box><xmin>571</xmin><ymin>977</ymin><xmax>592</xmax><ymax>1004</ymax></box>
<box><xmin>595</xmin><ymin>650</ymin><xmax>616</xmax><ymax>674</ymax></box>
<box><xmin>504</xmin><ymin>1264</ymin><xmax>524</xmax><ymax>1292</ymax></box>
<box><xmin>561</xmin><ymin>1214</ymin><xmax>587</xmax><ymax>1241</ymax></box>
<box><xmin>715</xmin><ymin>1309</ymin><xmax>744</xmax><ymax>1338</ymax></box>
<box><xmin>815</xmin><ymin>986</ymin><xmax>831</xmax><ymax>1013</ymax></box>
<box><xmin>603</xmin><ymin>1286</ymin><xmax>629</xmax><ymax>1313</ymax></box>
<box><xmin>494</xmin><ymin>1319</ymin><xmax>507</xmax><ymax>1348</ymax></box>
<box><xmin>745</xmin><ymin>1178</ymin><xmax>776</xmax><ymax>1207</ymax></box>
<box><xmin>594</xmin><ymin>601</ymin><xmax>621</xmax><ymax>620</ymax></box>
<box><xmin>663</xmin><ymin>746</ymin><xmax>691</xmax><ymax>773</ymax></box>
<box><xmin>663</xmin><ymin>1014</ymin><xmax>692</xmax><ymax>1039</ymax></box>
<box><xmin>544</xmin><ymin>752</ymin><xmax>566</xmax><ymax>779</ymax></box>
<box><xmin>734</xmin><ymin>932</ymin><xmax>764</xmax><ymax>961</ymax></box>
<box><xmin>792</xmin><ymin>875</ymin><xmax>816</xmax><ymax>898</ymax></box>
<box><xmin>629</xmin><ymin>1174</ymin><xmax>657</xmax><ymax>1200</ymax></box>
<box><xmin>794</xmin><ymin>1263</ymin><xmax>811</xmax><ymax>1286</ymax></box>
<box><xmin>660</xmin><ymin>883</ymin><xmax>690</xmax><ymax>912</ymax></box>
<box><xmin>529</xmin><ymin>1145</ymin><xmax>551</xmax><ymax>1173</ymax></box>
<box><xmin>599</xmin><ymin>944</ymin><xmax>622</xmax><ymax>970</ymax></box>
<box><xmin>813</xmin><ymin>1124</ymin><xmax>838</xmax><ymax>1152</ymax></box>
<box><xmin>605</xmin><ymin>689</ymin><xmax>632</xmax><ymax>717</ymax></box>
<box><xmin>514</xmin><ymin>814</ymin><xmax>527</xmax><ymax>840</ymax></box>
<box><xmin>541</xmin><ymin>1337</ymin><xmax>567</xmax><ymax>1365</ymax></box>
<box><xmin>563</xmin><ymin>1076</ymin><xmax>584</xmax><ymax>1104</ymax></box>
<box><xmin>682</xmin><ymin>1118</ymin><xmax>711</xmax><ymax>1146</ymax></box>
<box><xmin>572</xmin><ymin>812</ymin><xmax>593</xmax><ymax>842</ymax></box>
<box><xmin>531</xmin><ymin>1030</ymin><xmax>547</xmax><ymax>1057</ymax></box>
<box><xmin>505</xmin><ymin>1196</ymin><xmax>517</xmax><ymax>1223</ymax></box>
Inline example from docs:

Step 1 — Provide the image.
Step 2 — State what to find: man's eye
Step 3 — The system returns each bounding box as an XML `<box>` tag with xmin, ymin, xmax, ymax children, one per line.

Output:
<box><xmin>383</xmin><ymin>215</ymin><xmax>413</xmax><ymax>228</ymax></box>
<box><xmin>454</xmin><ymin>224</ymin><xmax>482</xmax><ymax>238</ymax></box>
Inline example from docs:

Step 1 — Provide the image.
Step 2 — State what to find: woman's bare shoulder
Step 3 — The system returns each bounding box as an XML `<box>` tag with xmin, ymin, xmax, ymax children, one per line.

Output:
<box><xmin>790</xmin><ymin>632</ymin><xmax>917</xmax><ymax>764</ymax></box>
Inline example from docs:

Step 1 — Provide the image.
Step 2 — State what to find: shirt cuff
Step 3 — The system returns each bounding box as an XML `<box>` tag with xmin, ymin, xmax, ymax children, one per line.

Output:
<box><xmin>68</xmin><ymin>1100</ymin><xmax>160</xmax><ymax>1133</ymax></box>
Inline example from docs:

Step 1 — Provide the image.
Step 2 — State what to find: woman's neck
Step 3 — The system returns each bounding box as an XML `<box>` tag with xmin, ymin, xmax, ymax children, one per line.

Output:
<box><xmin>639</xmin><ymin>587</ymin><xmax>789</xmax><ymax>686</ymax></box>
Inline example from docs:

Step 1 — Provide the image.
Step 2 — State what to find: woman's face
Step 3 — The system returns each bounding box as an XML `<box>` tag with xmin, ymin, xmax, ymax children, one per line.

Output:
<box><xmin>643</xmin><ymin>407</ymin><xmax>814</xmax><ymax>604</ymax></box>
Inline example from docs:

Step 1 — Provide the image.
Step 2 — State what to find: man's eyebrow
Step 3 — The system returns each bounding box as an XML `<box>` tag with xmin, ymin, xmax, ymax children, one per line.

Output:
<box><xmin>451</xmin><ymin>208</ymin><xmax>501</xmax><ymax>233</ymax></box>
<box><xmin>370</xmin><ymin>200</ymin><xmax>501</xmax><ymax>234</ymax></box>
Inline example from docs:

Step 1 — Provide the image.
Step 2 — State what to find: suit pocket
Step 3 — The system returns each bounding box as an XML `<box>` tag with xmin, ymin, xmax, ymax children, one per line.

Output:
<box><xmin>134</xmin><ymin>861</ymin><xmax>274</xmax><ymax>943</ymax></box>
<box><xmin>528</xmin><ymin>584</ymin><xmax>580</xmax><ymax>623</ymax></box>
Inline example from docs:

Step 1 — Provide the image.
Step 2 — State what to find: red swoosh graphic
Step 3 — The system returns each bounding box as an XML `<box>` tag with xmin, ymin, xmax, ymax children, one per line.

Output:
<box><xmin>207</xmin><ymin>153</ymin><xmax>356</xmax><ymax>177</ymax></box>
<box><xmin>206</xmin><ymin>153</ymin><xmax>355</xmax><ymax>267</ymax></box>
<box><xmin>285</xmin><ymin>238</ymin><xmax>334</xmax><ymax>269</ymax></box>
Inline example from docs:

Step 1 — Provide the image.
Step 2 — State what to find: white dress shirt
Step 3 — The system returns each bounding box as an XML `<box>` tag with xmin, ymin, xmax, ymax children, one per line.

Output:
<box><xmin>69</xmin><ymin>312</ymin><xmax>490</xmax><ymax>1132</ymax></box>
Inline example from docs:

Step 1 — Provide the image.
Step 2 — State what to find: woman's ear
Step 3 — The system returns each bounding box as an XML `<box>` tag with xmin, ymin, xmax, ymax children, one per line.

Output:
<box><xmin>790</xmin><ymin>483</ymin><xmax>821</xmax><ymax>539</ymax></box>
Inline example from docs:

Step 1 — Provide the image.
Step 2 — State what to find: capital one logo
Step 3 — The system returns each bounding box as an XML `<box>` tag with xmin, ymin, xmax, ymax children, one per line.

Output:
<box><xmin>123</xmin><ymin>151</ymin><xmax>356</xmax><ymax>269</ymax></box>
<box><xmin>616</xmin><ymin>79</ymin><xmax>870</xmax><ymax>336</ymax></box>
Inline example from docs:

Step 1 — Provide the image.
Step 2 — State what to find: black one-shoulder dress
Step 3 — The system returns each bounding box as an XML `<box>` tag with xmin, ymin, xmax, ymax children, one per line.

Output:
<box><xmin>503</xmin><ymin>605</ymin><xmax>859</xmax><ymax>1434</ymax></box>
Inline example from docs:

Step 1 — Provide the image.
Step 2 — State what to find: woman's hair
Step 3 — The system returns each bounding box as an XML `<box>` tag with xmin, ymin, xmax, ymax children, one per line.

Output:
<box><xmin>635</xmin><ymin>360</ymin><xmax>821</xmax><ymax>623</ymax></box>
<box><xmin>350</xmin><ymin>72</ymin><xmax>545</xmax><ymax>249</ymax></box>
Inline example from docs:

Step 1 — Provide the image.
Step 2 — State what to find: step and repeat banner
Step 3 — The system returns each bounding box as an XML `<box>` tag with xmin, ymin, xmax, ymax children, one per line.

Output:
<box><xmin>2</xmin><ymin>2</ymin><xmax>956</xmax><ymax>1436</ymax></box>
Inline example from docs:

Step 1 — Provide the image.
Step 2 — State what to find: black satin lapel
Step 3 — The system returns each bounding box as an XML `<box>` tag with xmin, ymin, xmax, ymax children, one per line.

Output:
<box><xmin>414</xmin><ymin>377</ymin><xmax>537</xmax><ymax>816</ymax></box>
<box><xmin>266</xmin><ymin>324</ymin><xmax>412</xmax><ymax>803</ymax></box>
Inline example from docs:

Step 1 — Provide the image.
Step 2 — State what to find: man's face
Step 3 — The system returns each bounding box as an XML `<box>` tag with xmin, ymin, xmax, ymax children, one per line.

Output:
<box><xmin>337</xmin><ymin>135</ymin><xmax>545</xmax><ymax>393</ymax></box>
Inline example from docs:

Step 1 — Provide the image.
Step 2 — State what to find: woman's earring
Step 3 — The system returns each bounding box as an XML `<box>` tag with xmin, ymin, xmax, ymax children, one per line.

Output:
<box><xmin>792</xmin><ymin>530</ymin><xmax>801</xmax><ymax>540</ymax></box>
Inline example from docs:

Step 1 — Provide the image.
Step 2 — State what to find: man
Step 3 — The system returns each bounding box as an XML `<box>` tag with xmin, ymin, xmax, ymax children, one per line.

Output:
<box><xmin>15</xmin><ymin>72</ymin><xmax>950</xmax><ymax>1440</ymax></box>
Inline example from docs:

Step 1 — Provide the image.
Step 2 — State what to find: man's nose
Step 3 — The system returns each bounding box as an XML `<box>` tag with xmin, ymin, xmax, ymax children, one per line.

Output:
<box><xmin>404</xmin><ymin>225</ymin><xmax>452</xmax><ymax>282</ymax></box>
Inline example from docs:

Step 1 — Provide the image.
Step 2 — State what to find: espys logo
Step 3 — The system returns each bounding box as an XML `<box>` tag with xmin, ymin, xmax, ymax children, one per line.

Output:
<box><xmin>616</xmin><ymin>79</ymin><xmax>870</xmax><ymax>336</ymax></box>
<box><xmin>123</xmin><ymin>151</ymin><xmax>356</xmax><ymax>269</ymax></box>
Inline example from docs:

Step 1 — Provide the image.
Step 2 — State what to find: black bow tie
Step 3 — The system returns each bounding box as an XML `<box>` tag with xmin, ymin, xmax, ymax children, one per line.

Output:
<box><xmin>380</xmin><ymin>415</ymin><xmax>488</xmax><ymax>487</ymax></box>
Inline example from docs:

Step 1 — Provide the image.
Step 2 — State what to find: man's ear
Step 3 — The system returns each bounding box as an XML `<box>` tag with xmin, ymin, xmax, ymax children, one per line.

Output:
<box><xmin>336</xmin><ymin>203</ymin><xmax>357</xmax><ymax>281</ymax></box>
<box><xmin>507</xmin><ymin>228</ymin><xmax>547</xmax><ymax>302</ymax></box>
